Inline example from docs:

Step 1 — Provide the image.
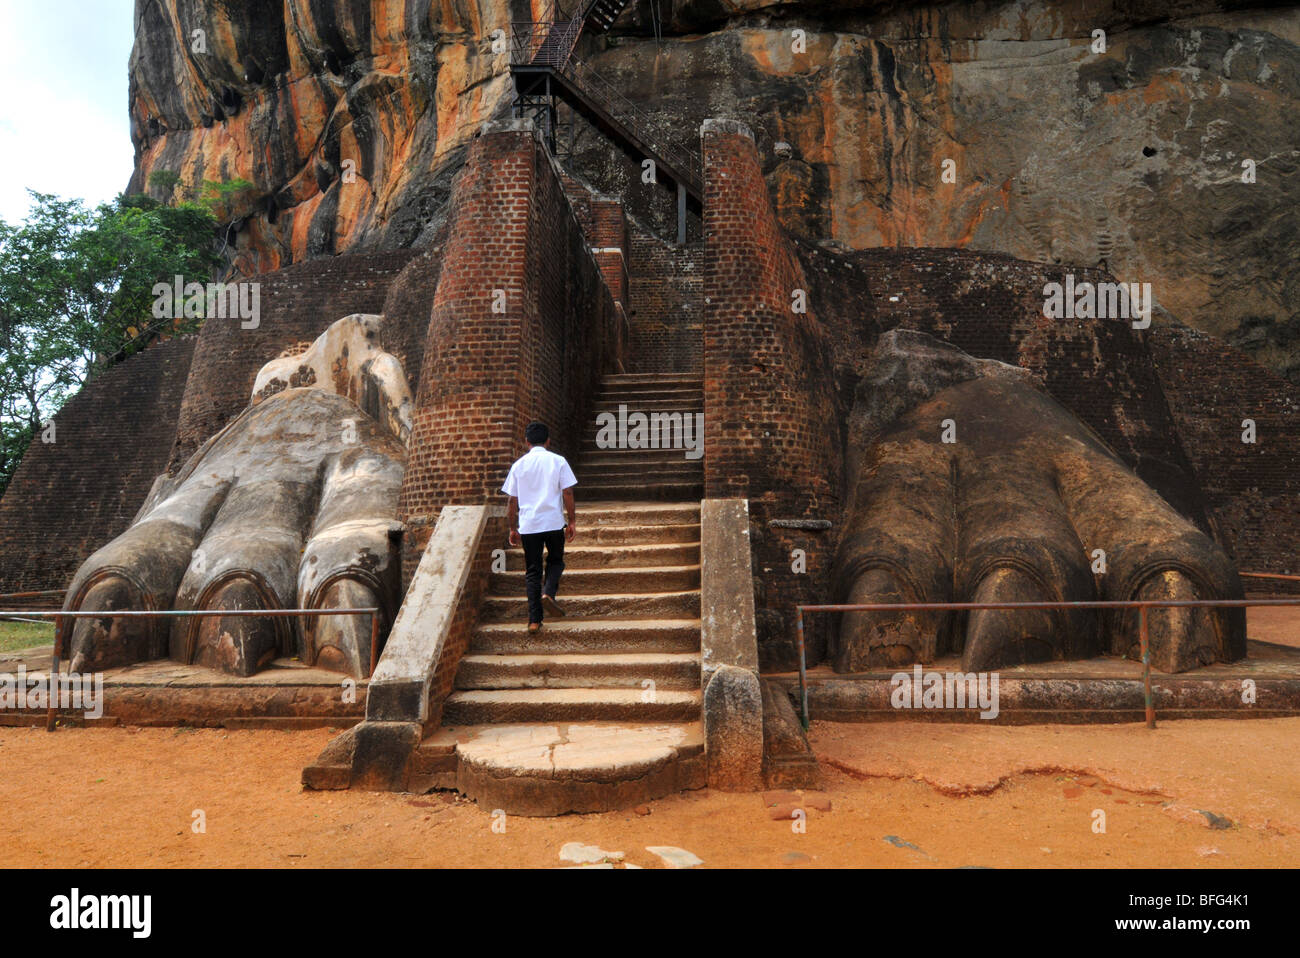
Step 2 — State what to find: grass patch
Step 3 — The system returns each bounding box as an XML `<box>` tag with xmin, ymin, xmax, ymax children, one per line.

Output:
<box><xmin>0</xmin><ymin>619</ymin><xmax>55</xmax><ymax>653</ymax></box>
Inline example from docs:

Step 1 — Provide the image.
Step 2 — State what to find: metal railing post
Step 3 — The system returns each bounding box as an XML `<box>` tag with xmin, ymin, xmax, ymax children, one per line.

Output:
<box><xmin>45</xmin><ymin>614</ymin><xmax>62</xmax><ymax>732</ymax></box>
<box><xmin>1139</xmin><ymin>604</ymin><xmax>1155</xmax><ymax>729</ymax></box>
<box><xmin>796</xmin><ymin>607</ymin><xmax>809</xmax><ymax>731</ymax></box>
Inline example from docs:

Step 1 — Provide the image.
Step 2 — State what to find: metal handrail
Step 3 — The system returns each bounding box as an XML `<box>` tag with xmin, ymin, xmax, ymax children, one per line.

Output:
<box><xmin>510</xmin><ymin>17</ymin><xmax>584</xmax><ymax>69</ymax></box>
<box><xmin>560</xmin><ymin>56</ymin><xmax>702</xmax><ymax>191</ymax></box>
<box><xmin>2</xmin><ymin>607</ymin><xmax>382</xmax><ymax>731</ymax></box>
<box><xmin>793</xmin><ymin>596</ymin><xmax>1300</xmax><ymax>732</ymax></box>
<box><xmin>508</xmin><ymin>13</ymin><xmax>703</xmax><ymax>193</ymax></box>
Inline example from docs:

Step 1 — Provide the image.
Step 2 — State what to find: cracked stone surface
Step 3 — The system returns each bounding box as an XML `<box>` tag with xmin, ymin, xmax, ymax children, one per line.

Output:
<box><xmin>454</xmin><ymin>723</ymin><xmax>697</xmax><ymax>781</ymax></box>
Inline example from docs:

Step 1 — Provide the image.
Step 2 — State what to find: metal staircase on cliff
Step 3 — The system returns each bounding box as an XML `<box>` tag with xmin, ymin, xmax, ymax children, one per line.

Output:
<box><xmin>509</xmin><ymin>0</ymin><xmax>702</xmax><ymax>243</ymax></box>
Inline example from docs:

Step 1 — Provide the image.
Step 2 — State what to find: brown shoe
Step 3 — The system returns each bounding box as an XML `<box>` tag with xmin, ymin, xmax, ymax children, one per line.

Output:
<box><xmin>542</xmin><ymin>594</ymin><xmax>565</xmax><ymax>618</ymax></box>
<box><xmin>528</xmin><ymin>621</ymin><xmax>542</xmax><ymax>633</ymax></box>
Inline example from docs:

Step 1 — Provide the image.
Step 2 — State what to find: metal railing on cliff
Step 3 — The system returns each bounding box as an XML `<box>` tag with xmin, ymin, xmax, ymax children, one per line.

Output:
<box><xmin>509</xmin><ymin>0</ymin><xmax>703</xmax><ymax>197</ymax></box>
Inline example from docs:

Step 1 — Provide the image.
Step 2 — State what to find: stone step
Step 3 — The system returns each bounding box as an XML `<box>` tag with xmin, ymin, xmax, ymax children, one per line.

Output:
<box><xmin>578</xmin><ymin>463</ymin><xmax>704</xmax><ymax>482</ymax></box>
<box><xmin>578</xmin><ymin>451</ymin><xmax>704</xmax><ymax>469</ymax></box>
<box><xmin>591</xmin><ymin>388</ymin><xmax>703</xmax><ymax>403</ymax></box>
<box><xmin>577</xmin><ymin>523</ymin><xmax>700</xmax><ymax>546</ymax></box>
<box><xmin>573</xmin><ymin>482</ymin><xmax>703</xmax><ymax>501</ymax></box>
<box><xmin>590</xmin><ymin>400</ymin><xmax>704</xmax><ymax>414</ymax></box>
<box><xmin>580</xmin><ymin>474</ymin><xmax>704</xmax><ymax>490</ymax></box>
<box><xmin>601</xmin><ymin>373</ymin><xmax>702</xmax><ymax>386</ymax></box>
<box><xmin>577</xmin><ymin>449</ymin><xmax>704</xmax><ymax>467</ymax></box>
<box><xmin>488</xmin><ymin>564</ymin><xmax>700</xmax><ymax>594</ymax></box>
<box><xmin>471</xmin><ymin>617</ymin><xmax>701</xmax><ymax>654</ymax></box>
<box><xmin>579</xmin><ymin>437</ymin><xmax>702</xmax><ymax>451</ymax></box>
<box><xmin>503</xmin><ymin>542</ymin><xmax>699</xmax><ymax>570</ymax></box>
<box><xmin>479</xmin><ymin>590</ymin><xmax>701</xmax><ymax>622</ymax></box>
<box><xmin>442</xmin><ymin>688</ymin><xmax>702</xmax><ymax>724</ymax></box>
<box><xmin>455</xmin><ymin>652</ymin><xmax>701</xmax><ymax>690</ymax></box>
<box><xmin>412</xmin><ymin>722</ymin><xmax>706</xmax><ymax>816</ymax></box>
<box><xmin>575</xmin><ymin>502</ymin><xmax>700</xmax><ymax>525</ymax></box>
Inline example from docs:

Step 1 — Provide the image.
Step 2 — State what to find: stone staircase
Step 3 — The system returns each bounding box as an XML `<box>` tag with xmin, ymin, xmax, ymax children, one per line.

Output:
<box><xmin>416</xmin><ymin>374</ymin><xmax>709</xmax><ymax>815</ymax></box>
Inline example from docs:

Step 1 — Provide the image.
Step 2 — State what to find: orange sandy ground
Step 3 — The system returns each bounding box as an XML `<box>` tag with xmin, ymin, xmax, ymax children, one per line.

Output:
<box><xmin>3</xmin><ymin>607</ymin><xmax>1296</xmax><ymax>869</ymax></box>
<box><xmin>0</xmin><ymin>717</ymin><xmax>1296</xmax><ymax>868</ymax></box>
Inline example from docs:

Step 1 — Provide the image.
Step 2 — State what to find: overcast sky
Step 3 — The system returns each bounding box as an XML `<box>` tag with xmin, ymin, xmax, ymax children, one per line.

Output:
<box><xmin>0</xmin><ymin>0</ymin><xmax>136</xmax><ymax>223</ymax></box>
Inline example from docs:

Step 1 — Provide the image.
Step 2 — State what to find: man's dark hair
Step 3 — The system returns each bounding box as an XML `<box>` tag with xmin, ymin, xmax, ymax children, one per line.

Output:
<box><xmin>525</xmin><ymin>421</ymin><xmax>550</xmax><ymax>446</ymax></box>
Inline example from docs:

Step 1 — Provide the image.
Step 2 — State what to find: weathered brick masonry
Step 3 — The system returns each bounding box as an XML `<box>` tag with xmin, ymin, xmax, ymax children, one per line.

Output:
<box><xmin>1150</xmin><ymin>324</ymin><xmax>1300</xmax><ymax>592</ymax></box>
<box><xmin>397</xmin><ymin>122</ymin><xmax>625</xmax><ymax>584</ymax></box>
<box><xmin>561</xmin><ymin>169</ymin><xmax>702</xmax><ymax>375</ymax></box>
<box><xmin>0</xmin><ymin>337</ymin><xmax>196</xmax><ymax>595</ymax></box>
<box><xmin>627</xmin><ymin>227</ymin><xmax>703</xmax><ymax>374</ymax></box>
<box><xmin>557</xmin><ymin>172</ymin><xmax>630</xmax><ymax>307</ymax></box>
<box><xmin>166</xmin><ymin>250</ymin><xmax>419</xmax><ymax>472</ymax></box>
<box><xmin>700</xmin><ymin>119</ymin><xmax>844</xmax><ymax>670</ymax></box>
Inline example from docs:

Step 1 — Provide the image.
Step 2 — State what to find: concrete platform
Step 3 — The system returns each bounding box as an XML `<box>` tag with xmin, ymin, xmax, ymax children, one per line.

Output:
<box><xmin>0</xmin><ymin>645</ymin><xmax>364</xmax><ymax>727</ymax></box>
<box><xmin>767</xmin><ymin>638</ymin><xmax>1300</xmax><ymax>724</ymax></box>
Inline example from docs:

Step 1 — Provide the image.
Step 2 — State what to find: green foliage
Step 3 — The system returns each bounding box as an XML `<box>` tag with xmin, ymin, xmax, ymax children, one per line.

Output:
<box><xmin>146</xmin><ymin>168</ymin><xmax>255</xmax><ymax>221</ymax></box>
<box><xmin>199</xmin><ymin>177</ymin><xmax>256</xmax><ymax>221</ymax></box>
<box><xmin>147</xmin><ymin>169</ymin><xmax>181</xmax><ymax>199</ymax></box>
<box><xmin>0</xmin><ymin>190</ymin><xmax>219</xmax><ymax>495</ymax></box>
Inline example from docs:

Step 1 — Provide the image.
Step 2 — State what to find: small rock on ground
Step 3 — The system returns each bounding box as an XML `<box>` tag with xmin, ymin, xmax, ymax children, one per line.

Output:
<box><xmin>646</xmin><ymin>845</ymin><xmax>703</xmax><ymax>869</ymax></box>
<box><xmin>1197</xmin><ymin>810</ymin><xmax>1233</xmax><ymax>830</ymax></box>
<box><xmin>560</xmin><ymin>842</ymin><xmax>625</xmax><ymax>864</ymax></box>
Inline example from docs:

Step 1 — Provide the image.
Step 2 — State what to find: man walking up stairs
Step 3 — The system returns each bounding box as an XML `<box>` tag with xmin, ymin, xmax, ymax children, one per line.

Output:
<box><xmin>502</xmin><ymin>421</ymin><xmax>578</xmax><ymax>634</ymax></box>
<box><xmin>418</xmin><ymin>373</ymin><xmax>710</xmax><ymax>815</ymax></box>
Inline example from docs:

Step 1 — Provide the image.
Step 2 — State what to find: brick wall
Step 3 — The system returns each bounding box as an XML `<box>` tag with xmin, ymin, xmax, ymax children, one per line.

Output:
<box><xmin>558</xmin><ymin>172</ymin><xmax>629</xmax><ymax>308</ymax></box>
<box><xmin>0</xmin><ymin>337</ymin><xmax>196</xmax><ymax>594</ymax></box>
<box><xmin>626</xmin><ymin>225</ymin><xmax>703</xmax><ymax>373</ymax></box>
<box><xmin>167</xmin><ymin>250</ymin><xmax>419</xmax><ymax>472</ymax></box>
<box><xmin>397</xmin><ymin>121</ymin><xmax>625</xmax><ymax>585</ymax></box>
<box><xmin>700</xmin><ymin>119</ymin><xmax>844</xmax><ymax>671</ymax></box>
<box><xmin>1150</xmin><ymin>324</ymin><xmax>1300</xmax><ymax>592</ymax></box>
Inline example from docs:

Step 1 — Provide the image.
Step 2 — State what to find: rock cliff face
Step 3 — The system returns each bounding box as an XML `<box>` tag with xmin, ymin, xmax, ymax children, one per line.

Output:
<box><xmin>128</xmin><ymin>0</ymin><xmax>1300</xmax><ymax>379</ymax></box>
<box><xmin>128</xmin><ymin>0</ymin><xmax>509</xmax><ymax>271</ymax></box>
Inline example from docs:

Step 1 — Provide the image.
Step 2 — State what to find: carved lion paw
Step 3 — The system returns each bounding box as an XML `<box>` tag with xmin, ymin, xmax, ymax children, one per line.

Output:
<box><xmin>62</xmin><ymin>315</ymin><xmax>412</xmax><ymax>677</ymax></box>
<box><xmin>833</xmin><ymin>331</ymin><xmax>1245</xmax><ymax>674</ymax></box>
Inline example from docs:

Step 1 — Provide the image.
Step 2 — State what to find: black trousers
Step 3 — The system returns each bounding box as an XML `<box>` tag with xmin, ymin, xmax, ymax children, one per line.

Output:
<box><xmin>521</xmin><ymin>528</ymin><xmax>566</xmax><ymax>623</ymax></box>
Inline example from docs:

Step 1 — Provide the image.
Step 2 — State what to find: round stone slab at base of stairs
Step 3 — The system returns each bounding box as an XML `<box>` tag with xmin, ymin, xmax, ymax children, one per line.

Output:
<box><xmin>453</xmin><ymin>722</ymin><xmax>704</xmax><ymax>816</ymax></box>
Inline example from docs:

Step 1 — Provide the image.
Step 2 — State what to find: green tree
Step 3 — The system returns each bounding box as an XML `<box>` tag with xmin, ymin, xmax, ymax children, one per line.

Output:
<box><xmin>0</xmin><ymin>190</ymin><xmax>219</xmax><ymax>495</ymax></box>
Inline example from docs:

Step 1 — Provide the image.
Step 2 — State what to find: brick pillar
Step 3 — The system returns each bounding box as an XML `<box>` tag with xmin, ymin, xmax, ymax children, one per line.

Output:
<box><xmin>396</xmin><ymin>119</ymin><xmax>541</xmax><ymax>578</ymax></box>
<box><xmin>700</xmin><ymin>118</ymin><xmax>844</xmax><ymax>671</ymax></box>
<box><xmin>700</xmin><ymin>118</ymin><xmax>841</xmax><ymax>513</ymax></box>
<box><xmin>396</xmin><ymin>119</ymin><xmax>625</xmax><ymax>585</ymax></box>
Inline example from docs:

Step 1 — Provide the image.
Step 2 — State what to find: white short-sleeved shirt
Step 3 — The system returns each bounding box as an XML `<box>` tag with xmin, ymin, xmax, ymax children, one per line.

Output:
<box><xmin>502</xmin><ymin>446</ymin><xmax>578</xmax><ymax>535</ymax></box>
